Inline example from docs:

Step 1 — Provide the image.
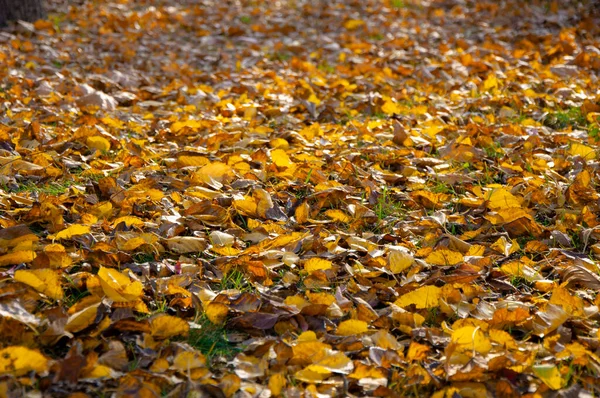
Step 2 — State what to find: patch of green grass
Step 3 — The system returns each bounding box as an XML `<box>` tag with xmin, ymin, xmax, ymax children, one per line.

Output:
<box><xmin>318</xmin><ymin>62</ymin><xmax>335</xmax><ymax>74</ymax></box>
<box><xmin>484</xmin><ymin>142</ymin><xmax>504</xmax><ymax>159</ymax></box>
<box><xmin>239</xmin><ymin>15</ymin><xmax>252</xmax><ymax>24</ymax></box>
<box><xmin>269</xmin><ymin>52</ymin><xmax>291</xmax><ymax>62</ymax></box>
<box><xmin>430</xmin><ymin>181</ymin><xmax>454</xmax><ymax>194</ymax></box>
<box><xmin>391</xmin><ymin>0</ymin><xmax>405</xmax><ymax>8</ymax></box>
<box><xmin>588</xmin><ymin>125</ymin><xmax>600</xmax><ymax>142</ymax></box>
<box><xmin>11</xmin><ymin>180</ymin><xmax>72</xmax><ymax>196</ymax></box>
<box><xmin>220</xmin><ymin>268</ymin><xmax>254</xmax><ymax>292</ymax></box>
<box><xmin>544</xmin><ymin>107</ymin><xmax>586</xmax><ymax>129</ymax></box>
<box><xmin>188</xmin><ymin>316</ymin><xmax>242</xmax><ymax>365</ymax></box>
<box><xmin>132</xmin><ymin>252</ymin><xmax>155</xmax><ymax>263</ymax></box>
<box><xmin>375</xmin><ymin>186</ymin><xmax>404</xmax><ymax>220</ymax></box>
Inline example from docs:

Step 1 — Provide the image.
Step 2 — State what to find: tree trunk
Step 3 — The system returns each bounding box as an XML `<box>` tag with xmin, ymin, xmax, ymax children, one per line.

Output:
<box><xmin>0</xmin><ymin>0</ymin><xmax>45</xmax><ymax>27</ymax></box>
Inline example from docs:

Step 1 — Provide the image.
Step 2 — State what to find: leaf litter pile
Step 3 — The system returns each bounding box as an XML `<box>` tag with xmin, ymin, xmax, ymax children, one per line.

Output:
<box><xmin>1</xmin><ymin>0</ymin><xmax>600</xmax><ymax>396</ymax></box>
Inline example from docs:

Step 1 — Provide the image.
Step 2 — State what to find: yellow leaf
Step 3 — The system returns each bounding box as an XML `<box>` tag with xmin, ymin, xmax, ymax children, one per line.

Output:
<box><xmin>234</xmin><ymin>197</ymin><xmax>258</xmax><ymax>217</ymax></box>
<box><xmin>0</xmin><ymin>346</ymin><xmax>48</xmax><ymax>376</ymax></box>
<box><xmin>193</xmin><ymin>162</ymin><xmax>232</xmax><ymax>188</ymax></box>
<box><xmin>86</xmin><ymin>136</ymin><xmax>111</xmax><ymax>152</ymax></box>
<box><xmin>483</xmin><ymin>74</ymin><xmax>498</xmax><ymax>91</ymax></box>
<box><xmin>150</xmin><ymin>314</ymin><xmax>190</xmax><ymax>339</ymax></box>
<box><xmin>304</xmin><ymin>258</ymin><xmax>333</xmax><ymax>273</ymax></box>
<box><xmin>254</xmin><ymin>188</ymin><xmax>274</xmax><ymax>218</ymax></box>
<box><xmin>533</xmin><ymin>364</ymin><xmax>565</xmax><ymax>390</ymax></box>
<box><xmin>176</xmin><ymin>155</ymin><xmax>209</xmax><ymax>167</ymax></box>
<box><xmin>450</xmin><ymin>326</ymin><xmax>492</xmax><ymax>354</ymax></box>
<box><xmin>269</xmin><ymin>373</ymin><xmax>287</xmax><ymax>396</ymax></box>
<box><xmin>324</xmin><ymin>209</ymin><xmax>351</xmax><ymax>223</ymax></box>
<box><xmin>500</xmin><ymin>260</ymin><xmax>542</xmax><ymax>282</ymax></box>
<box><xmin>485</xmin><ymin>188</ymin><xmax>521</xmax><ymax>210</ymax></box>
<box><xmin>343</xmin><ymin>19</ymin><xmax>365</xmax><ymax>30</ymax></box>
<box><xmin>388</xmin><ymin>249</ymin><xmax>414</xmax><ymax>274</ymax></box>
<box><xmin>295</xmin><ymin>202</ymin><xmax>309</xmax><ymax>224</ymax></box>
<box><xmin>14</xmin><ymin>269</ymin><xmax>64</xmax><ymax>300</ymax></box>
<box><xmin>84</xmin><ymin>364</ymin><xmax>115</xmax><ymax>378</ymax></box>
<box><xmin>394</xmin><ymin>285</ymin><xmax>441</xmax><ymax>309</ymax></box>
<box><xmin>205</xmin><ymin>302</ymin><xmax>229</xmax><ymax>325</ymax></box>
<box><xmin>316</xmin><ymin>351</ymin><xmax>353</xmax><ymax>374</ymax></box>
<box><xmin>549</xmin><ymin>285</ymin><xmax>584</xmax><ymax>316</ymax></box>
<box><xmin>294</xmin><ymin>367</ymin><xmax>330</xmax><ymax>383</ymax></box>
<box><xmin>425</xmin><ymin>249</ymin><xmax>463</xmax><ymax>266</ymax></box>
<box><xmin>271</xmin><ymin>149</ymin><xmax>293</xmax><ymax>169</ymax></box>
<box><xmin>65</xmin><ymin>302</ymin><xmax>101</xmax><ymax>333</ymax></box>
<box><xmin>112</xmin><ymin>216</ymin><xmax>145</xmax><ymax>228</ymax></box>
<box><xmin>336</xmin><ymin>319</ymin><xmax>369</xmax><ymax>336</ymax></box>
<box><xmin>382</xmin><ymin>99</ymin><xmax>402</xmax><ymax>115</ymax></box>
<box><xmin>570</xmin><ymin>142</ymin><xmax>596</xmax><ymax>160</ymax></box>
<box><xmin>97</xmin><ymin>267</ymin><xmax>143</xmax><ymax>302</ymax></box>
<box><xmin>172</xmin><ymin>351</ymin><xmax>206</xmax><ymax>371</ymax></box>
<box><xmin>171</xmin><ymin>120</ymin><xmax>204</xmax><ymax>132</ymax></box>
<box><xmin>0</xmin><ymin>250</ymin><xmax>36</xmax><ymax>266</ymax></box>
<box><xmin>44</xmin><ymin>244</ymin><xmax>72</xmax><ymax>268</ymax></box>
<box><xmin>49</xmin><ymin>224</ymin><xmax>91</xmax><ymax>240</ymax></box>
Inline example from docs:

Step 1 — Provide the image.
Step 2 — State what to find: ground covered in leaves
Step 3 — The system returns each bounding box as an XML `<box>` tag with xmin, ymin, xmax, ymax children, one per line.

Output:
<box><xmin>1</xmin><ymin>0</ymin><xmax>600</xmax><ymax>396</ymax></box>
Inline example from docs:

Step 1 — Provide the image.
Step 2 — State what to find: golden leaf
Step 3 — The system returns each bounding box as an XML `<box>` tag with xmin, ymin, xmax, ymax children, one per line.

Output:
<box><xmin>425</xmin><ymin>249</ymin><xmax>463</xmax><ymax>266</ymax></box>
<box><xmin>112</xmin><ymin>216</ymin><xmax>145</xmax><ymax>228</ymax></box>
<box><xmin>44</xmin><ymin>244</ymin><xmax>72</xmax><ymax>268</ymax></box>
<box><xmin>295</xmin><ymin>202</ymin><xmax>310</xmax><ymax>224</ymax></box>
<box><xmin>450</xmin><ymin>326</ymin><xmax>492</xmax><ymax>354</ymax></box>
<box><xmin>336</xmin><ymin>319</ymin><xmax>369</xmax><ymax>336</ymax></box>
<box><xmin>324</xmin><ymin>209</ymin><xmax>351</xmax><ymax>223</ymax></box>
<box><xmin>86</xmin><ymin>136</ymin><xmax>111</xmax><ymax>152</ymax></box>
<box><xmin>343</xmin><ymin>19</ymin><xmax>365</xmax><ymax>30</ymax></box>
<box><xmin>205</xmin><ymin>302</ymin><xmax>229</xmax><ymax>325</ymax></box>
<box><xmin>49</xmin><ymin>225</ymin><xmax>91</xmax><ymax>240</ymax></box>
<box><xmin>0</xmin><ymin>346</ymin><xmax>48</xmax><ymax>376</ymax></box>
<box><xmin>14</xmin><ymin>269</ymin><xmax>64</xmax><ymax>300</ymax></box>
<box><xmin>150</xmin><ymin>314</ymin><xmax>190</xmax><ymax>339</ymax></box>
<box><xmin>271</xmin><ymin>148</ymin><xmax>294</xmax><ymax>169</ymax></box>
<box><xmin>388</xmin><ymin>249</ymin><xmax>414</xmax><ymax>274</ymax></box>
<box><xmin>269</xmin><ymin>373</ymin><xmax>287</xmax><ymax>396</ymax></box>
<box><xmin>65</xmin><ymin>302</ymin><xmax>102</xmax><ymax>333</ymax></box>
<box><xmin>304</xmin><ymin>258</ymin><xmax>333</xmax><ymax>273</ymax></box>
<box><xmin>394</xmin><ymin>286</ymin><xmax>441</xmax><ymax>309</ymax></box>
<box><xmin>570</xmin><ymin>142</ymin><xmax>596</xmax><ymax>160</ymax></box>
<box><xmin>97</xmin><ymin>267</ymin><xmax>143</xmax><ymax>302</ymax></box>
<box><xmin>0</xmin><ymin>250</ymin><xmax>36</xmax><ymax>267</ymax></box>
<box><xmin>532</xmin><ymin>364</ymin><xmax>565</xmax><ymax>390</ymax></box>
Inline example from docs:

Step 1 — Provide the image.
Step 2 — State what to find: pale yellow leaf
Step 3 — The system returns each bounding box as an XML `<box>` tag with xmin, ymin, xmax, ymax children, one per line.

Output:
<box><xmin>394</xmin><ymin>285</ymin><xmax>441</xmax><ymax>309</ymax></box>
<box><xmin>49</xmin><ymin>225</ymin><xmax>91</xmax><ymax>240</ymax></box>
<box><xmin>304</xmin><ymin>258</ymin><xmax>332</xmax><ymax>273</ymax></box>
<box><xmin>14</xmin><ymin>269</ymin><xmax>64</xmax><ymax>300</ymax></box>
<box><xmin>336</xmin><ymin>319</ymin><xmax>369</xmax><ymax>336</ymax></box>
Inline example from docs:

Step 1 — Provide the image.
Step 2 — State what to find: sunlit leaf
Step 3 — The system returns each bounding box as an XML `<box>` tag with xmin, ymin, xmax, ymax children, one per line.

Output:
<box><xmin>205</xmin><ymin>302</ymin><xmax>229</xmax><ymax>325</ymax></box>
<box><xmin>97</xmin><ymin>267</ymin><xmax>143</xmax><ymax>303</ymax></box>
<box><xmin>0</xmin><ymin>346</ymin><xmax>48</xmax><ymax>376</ymax></box>
<box><xmin>14</xmin><ymin>269</ymin><xmax>64</xmax><ymax>300</ymax></box>
<box><xmin>425</xmin><ymin>249</ymin><xmax>463</xmax><ymax>266</ymax></box>
<box><xmin>304</xmin><ymin>258</ymin><xmax>332</xmax><ymax>273</ymax></box>
<box><xmin>532</xmin><ymin>364</ymin><xmax>565</xmax><ymax>390</ymax></box>
<box><xmin>0</xmin><ymin>250</ymin><xmax>36</xmax><ymax>266</ymax></box>
<box><xmin>336</xmin><ymin>319</ymin><xmax>369</xmax><ymax>336</ymax></box>
<box><xmin>394</xmin><ymin>286</ymin><xmax>441</xmax><ymax>309</ymax></box>
<box><xmin>150</xmin><ymin>314</ymin><xmax>190</xmax><ymax>339</ymax></box>
<box><xmin>49</xmin><ymin>225</ymin><xmax>91</xmax><ymax>240</ymax></box>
